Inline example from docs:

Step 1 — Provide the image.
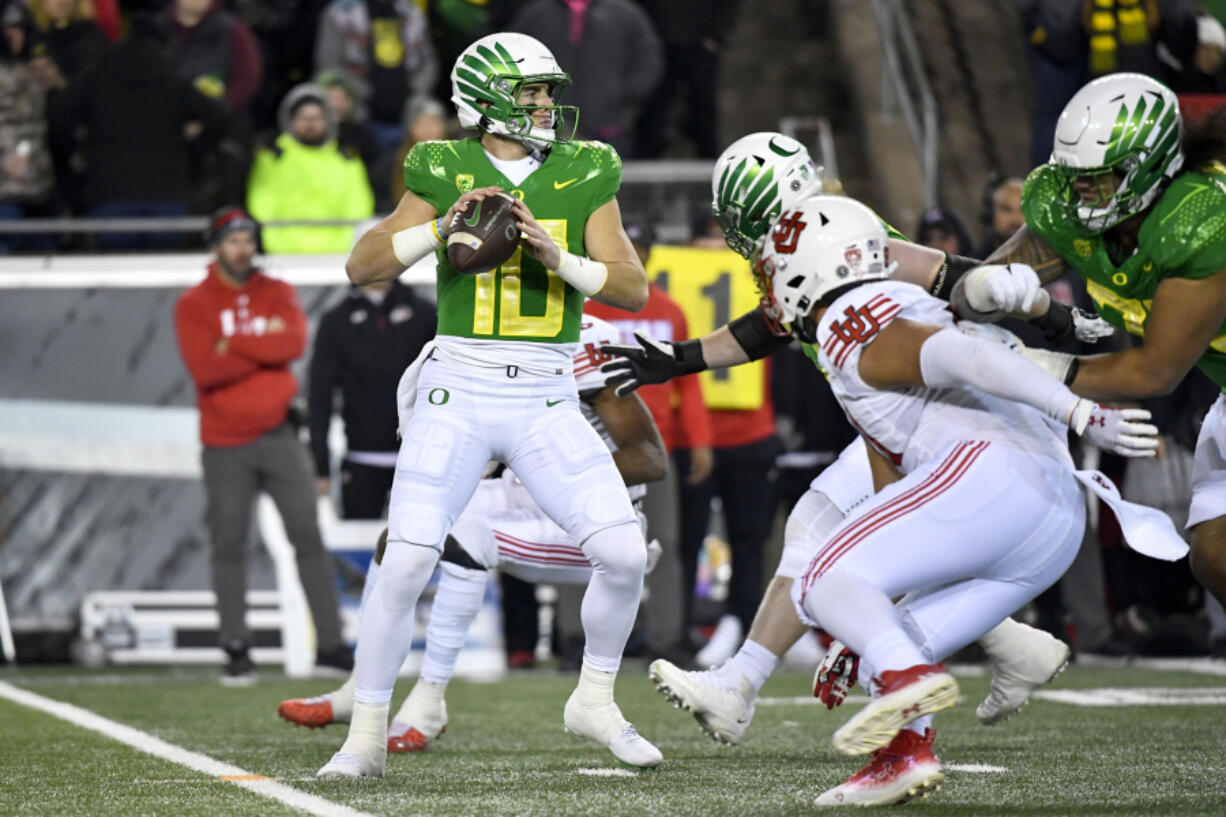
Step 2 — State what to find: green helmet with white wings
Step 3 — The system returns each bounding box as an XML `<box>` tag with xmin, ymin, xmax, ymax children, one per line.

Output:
<box><xmin>712</xmin><ymin>132</ymin><xmax>823</xmax><ymax>257</ymax></box>
<box><xmin>451</xmin><ymin>33</ymin><xmax>578</xmax><ymax>151</ymax></box>
<box><xmin>1050</xmin><ymin>72</ymin><xmax>1184</xmax><ymax>235</ymax></box>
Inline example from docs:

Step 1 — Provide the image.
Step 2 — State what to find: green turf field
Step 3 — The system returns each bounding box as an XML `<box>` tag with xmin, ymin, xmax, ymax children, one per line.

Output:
<box><xmin>2</xmin><ymin>662</ymin><xmax>1225</xmax><ymax>816</ymax></box>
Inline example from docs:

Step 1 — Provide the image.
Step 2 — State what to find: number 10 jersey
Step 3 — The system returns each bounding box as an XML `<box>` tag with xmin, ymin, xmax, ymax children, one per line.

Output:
<box><xmin>404</xmin><ymin>137</ymin><xmax>623</xmax><ymax>345</ymax></box>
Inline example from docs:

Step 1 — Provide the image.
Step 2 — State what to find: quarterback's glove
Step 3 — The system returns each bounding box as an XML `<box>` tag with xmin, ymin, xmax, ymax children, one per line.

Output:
<box><xmin>599</xmin><ymin>331</ymin><xmax>706</xmax><ymax>397</ymax></box>
<box><xmin>1068</xmin><ymin>400</ymin><xmax>1160</xmax><ymax>458</ymax></box>
<box><xmin>813</xmin><ymin>639</ymin><xmax>860</xmax><ymax>710</ymax></box>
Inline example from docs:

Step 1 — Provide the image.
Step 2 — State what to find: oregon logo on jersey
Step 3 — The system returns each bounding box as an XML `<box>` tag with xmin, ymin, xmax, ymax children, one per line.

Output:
<box><xmin>455</xmin><ymin>174</ymin><xmax>474</xmax><ymax>194</ymax></box>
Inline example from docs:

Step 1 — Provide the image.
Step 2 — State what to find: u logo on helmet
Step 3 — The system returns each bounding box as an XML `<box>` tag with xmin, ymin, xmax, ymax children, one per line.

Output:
<box><xmin>772</xmin><ymin>211</ymin><xmax>808</xmax><ymax>254</ymax></box>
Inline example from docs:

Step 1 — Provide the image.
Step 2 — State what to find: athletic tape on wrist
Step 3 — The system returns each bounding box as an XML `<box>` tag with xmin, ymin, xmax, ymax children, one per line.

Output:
<box><xmin>391</xmin><ymin>221</ymin><xmax>445</xmax><ymax>267</ymax></box>
<box><xmin>552</xmin><ymin>250</ymin><xmax>609</xmax><ymax>296</ymax></box>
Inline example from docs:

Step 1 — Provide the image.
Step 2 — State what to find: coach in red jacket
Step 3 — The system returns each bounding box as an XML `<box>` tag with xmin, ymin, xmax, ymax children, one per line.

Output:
<box><xmin>174</xmin><ymin>208</ymin><xmax>350</xmax><ymax>684</ymax></box>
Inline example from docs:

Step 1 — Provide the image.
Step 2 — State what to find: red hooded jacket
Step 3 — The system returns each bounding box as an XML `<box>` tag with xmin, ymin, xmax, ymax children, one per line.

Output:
<box><xmin>174</xmin><ymin>264</ymin><xmax>306</xmax><ymax>447</ymax></box>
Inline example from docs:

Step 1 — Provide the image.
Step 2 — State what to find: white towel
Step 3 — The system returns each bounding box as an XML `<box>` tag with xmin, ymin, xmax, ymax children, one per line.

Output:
<box><xmin>1074</xmin><ymin>469</ymin><xmax>1189</xmax><ymax>561</ymax></box>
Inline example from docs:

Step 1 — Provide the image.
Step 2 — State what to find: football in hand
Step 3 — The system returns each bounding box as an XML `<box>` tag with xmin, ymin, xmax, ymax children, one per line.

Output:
<box><xmin>445</xmin><ymin>192</ymin><xmax>521</xmax><ymax>274</ymax></box>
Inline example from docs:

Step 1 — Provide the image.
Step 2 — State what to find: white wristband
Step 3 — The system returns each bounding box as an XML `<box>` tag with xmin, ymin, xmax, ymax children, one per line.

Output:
<box><xmin>552</xmin><ymin>250</ymin><xmax>609</xmax><ymax>296</ymax></box>
<box><xmin>391</xmin><ymin>219</ymin><xmax>445</xmax><ymax>267</ymax></box>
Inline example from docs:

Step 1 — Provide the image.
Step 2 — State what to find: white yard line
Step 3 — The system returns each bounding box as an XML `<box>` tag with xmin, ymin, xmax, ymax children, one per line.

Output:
<box><xmin>575</xmin><ymin>768</ymin><xmax>639</xmax><ymax>778</ymax></box>
<box><xmin>946</xmin><ymin>763</ymin><xmax>1008</xmax><ymax>773</ymax></box>
<box><xmin>0</xmin><ymin>681</ymin><xmax>376</xmax><ymax>817</ymax></box>
<box><xmin>1033</xmin><ymin>686</ymin><xmax>1226</xmax><ymax>706</ymax></box>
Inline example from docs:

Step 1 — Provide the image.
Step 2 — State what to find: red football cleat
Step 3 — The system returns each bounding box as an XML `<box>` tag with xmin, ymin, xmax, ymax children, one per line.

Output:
<box><xmin>832</xmin><ymin>663</ymin><xmax>958</xmax><ymax>755</ymax></box>
<box><xmin>815</xmin><ymin>728</ymin><xmax>943</xmax><ymax>807</ymax></box>
<box><xmin>277</xmin><ymin>695</ymin><xmax>338</xmax><ymax>729</ymax></box>
<box><xmin>387</xmin><ymin>723</ymin><xmax>445</xmax><ymax>753</ymax></box>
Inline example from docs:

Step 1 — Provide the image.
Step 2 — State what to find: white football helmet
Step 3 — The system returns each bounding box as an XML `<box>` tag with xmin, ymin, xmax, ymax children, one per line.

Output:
<box><xmin>759</xmin><ymin>196</ymin><xmax>895</xmax><ymax>334</ymax></box>
<box><xmin>1050</xmin><ymin>72</ymin><xmax>1184</xmax><ymax>234</ymax></box>
<box><xmin>711</xmin><ymin>132</ymin><xmax>823</xmax><ymax>257</ymax></box>
<box><xmin>451</xmin><ymin>33</ymin><xmax>577</xmax><ymax>151</ymax></box>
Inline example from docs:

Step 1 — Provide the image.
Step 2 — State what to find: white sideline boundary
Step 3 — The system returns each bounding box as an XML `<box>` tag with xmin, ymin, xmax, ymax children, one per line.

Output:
<box><xmin>0</xmin><ymin>681</ymin><xmax>375</xmax><ymax>817</ymax></box>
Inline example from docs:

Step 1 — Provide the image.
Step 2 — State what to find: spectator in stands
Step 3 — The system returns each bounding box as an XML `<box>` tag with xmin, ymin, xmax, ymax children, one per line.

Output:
<box><xmin>26</xmin><ymin>0</ymin><xmax>107</xmax><ymax>216</ymax></box>
<box><xmin>389</xmin><ymin>96</ymin><xmax>448</xmax><ymax>202</ymax></box>
<box><xmin>157</xmin><ymin>0</ymin><xmax>265</xmax><ymax>213</ymax></box>
<box><xmin>314</xmin><ymin>68</ymin><xmax>383</xmax><ymax>205</ymax></box>
<box><xmin>230</xmin><ymin>0</ymin><xmax>321</xmax><ymax>134</ymax></box>
<box><xmin>510</xmin><ymin>0</ymin><xmax>663</xmax><ymax>156</ymax></box>
<box><xmin>636</xmin><ymin>0</ymin><xmax>740</xmax><ymax>158</ymax></box>
<box><xmin>156</xmin><ymin>0</ymin><xmax>263</xmax><ymax>117</ymax></box>
<box><xmin>914</xmin><ymin>206</ymin><xmax>972</xmax><ymax>257</ymax></box>
<box><xmin>27</xmin><ymin>0</ymin><xmax>108</xmax><ymax>83</ymax></box>
<box><xmin>174</xmin><ymin>208</ymin><xmax>352</xmax><ymax>684</ymax></box>
<box><xmin>585</xmin><ymin>221</ymin><xmax>713</xmax><ymax>667</ymax></box>
<box><xmin>246</xmin><ymin>83</ymin><xmax>374</xmax><ymax>254</ymax></box>
<box><xmin>1012</xmin><ymin>0</ymin><xmax>1200</xmax><ymax>166</ymax></box>
<box><xmin>314</xmin><ymin>0</ymin><xmax>438</xmax><ymax>157</ymax></box>
<box><xmin>48</xmin><ymin>13</ymin><xmax>226</xmax><ymax>248</ymax></box>
<box><xmin>308</xmin><ymin>279</ymin><xmax>436</xmax><ymax>519</ymax></box>
<box><xmin>977</xmin><ymin>176</ymin><xmax>1025</xmax><ymax>258</ymax></box>
<box><xmin>1170</xmin><ymin>12</ymin><xmax>1226</xmax><ymax>93</ymax></box>
<box><xmin>0</xmin><ymin>0</ymin><xmax>55</xmax><ymax>251</ymax></box>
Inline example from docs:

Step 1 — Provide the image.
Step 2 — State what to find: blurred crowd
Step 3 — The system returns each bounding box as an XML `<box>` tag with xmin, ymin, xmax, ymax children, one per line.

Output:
<box><xmin>0</xmin><ymin>0</ymin><xmax>740</xmax><ymax>252</ymax></box>
<box><xmin>7</xmin><ymin>0</ymin><xmax>1226</xmax><ymax>666</ymax></box>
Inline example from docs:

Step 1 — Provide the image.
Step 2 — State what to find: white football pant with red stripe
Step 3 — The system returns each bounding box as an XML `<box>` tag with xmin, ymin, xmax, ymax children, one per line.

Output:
<box><xmin>792</xmin><ymin>441</ymin><xmax>1084</xmax><ymax>680</ymax></box>
<box><xmin>449</xmin><ymin>477</ymin><xmax>603</xmax><ymax>585</ymax></box>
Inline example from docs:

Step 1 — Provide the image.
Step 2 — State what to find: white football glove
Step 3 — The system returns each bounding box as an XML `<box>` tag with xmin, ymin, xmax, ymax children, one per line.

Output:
<box><xmin>1072</xmin><ymin>308</ymin><xmax>1115</xmax><ymax>343</ymax></box>
<box><xmin>963</xmin><ymin>263</ymin><xmax>1043</xmax><ymax>314</ymax></box>
<box><xmin>1068</xmin><ymin>400</ymin><xmax>1160</xmax><ymax>458</ymax></box>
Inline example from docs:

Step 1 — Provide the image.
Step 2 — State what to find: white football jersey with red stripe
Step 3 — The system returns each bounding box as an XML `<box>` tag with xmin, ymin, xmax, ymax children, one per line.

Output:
<box><xmin>816</xmin><ymin>280</ymin><xmax>1070</xmax><ymax>474</ymax></box>
<box><xmin>573</xmin><ymin>314</ymin><xmax>646</xmax><ymax>501</ymax></box>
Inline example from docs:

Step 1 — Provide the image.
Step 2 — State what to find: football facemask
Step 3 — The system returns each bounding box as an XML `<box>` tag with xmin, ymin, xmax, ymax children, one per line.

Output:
<box><xmin>1050</xmin><ymin>72</ymin><xmax>1184</xmax><ymax>235</ymax></box>
<box><xmin>451</xmin><ymin>33</ymin><xmax>579</xmax><ymax>151</ymax></box>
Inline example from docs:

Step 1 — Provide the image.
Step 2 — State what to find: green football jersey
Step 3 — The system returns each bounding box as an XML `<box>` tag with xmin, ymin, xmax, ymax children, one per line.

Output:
<box><xmin>404</xmin><ymin>137</ymin><xmax>622</xmax><ymax>343</ymax></box>
<box><xmin>1023</xmin><ymin>161</ymin><xmax>1226</xmax><ymax>389</ymax></box>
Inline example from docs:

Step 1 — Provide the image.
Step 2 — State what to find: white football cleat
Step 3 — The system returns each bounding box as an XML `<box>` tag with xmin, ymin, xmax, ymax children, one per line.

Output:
<box><xmin>315</xmin><ymin>752</ymin><xmax>382</xmax><ymax>779</ymax></box>
<box><xmin>648</xmin><ymin>659</ymin><xmax>755</xmax><ymax>745</ymax></box>
<box><xmin>977</xmin><ymin>619</ymin><xmax>1070</xmax><ymax>725</ymax></box>
<box><xmin>832</xmin><ymin>664</ymin><xmax>958</xmax><ymax>756</ymax></box>
<box><xmin>315</xmin><ymin>701</ymin><xmax>387</xmax><ymax>779</ymax></box>
<box><xmin>563</xmin><ymin>690</ymin><xmax>662</xmax><ymax>768</ymax></box>
<box><xmin>387</xmin><ymin>680</ymin><xmax>448</xmax><ymax>752</ymax></box>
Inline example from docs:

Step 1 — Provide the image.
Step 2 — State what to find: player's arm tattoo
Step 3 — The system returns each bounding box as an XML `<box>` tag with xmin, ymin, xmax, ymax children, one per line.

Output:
<box><xmin>983</xmin><ymin>225</ymin><xmax>1072</xmax><ymax>285</ymax></box>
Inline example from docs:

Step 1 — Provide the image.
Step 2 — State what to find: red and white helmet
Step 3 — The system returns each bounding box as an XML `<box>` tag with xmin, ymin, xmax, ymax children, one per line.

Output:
<box><xmin>759</xmin><ymin>195</ymin><xmax>894</xmax><ymax>326</ymax></box>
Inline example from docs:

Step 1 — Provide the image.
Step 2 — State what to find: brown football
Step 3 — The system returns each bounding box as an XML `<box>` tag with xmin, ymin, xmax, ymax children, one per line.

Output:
<box><xmin>445</xmin><ymin>192</ymin><xmax>521</xmax><ymax>274</ymax></box>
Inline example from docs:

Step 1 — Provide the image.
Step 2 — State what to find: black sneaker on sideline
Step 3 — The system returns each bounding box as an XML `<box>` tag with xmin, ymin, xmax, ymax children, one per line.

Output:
<box><xmin>221</xmin><ymin>639</ymin><xmax>256</xmax><ymax>686</ymax></box>
<box><xmin>315</xmin><ymin>644</ymin><xmax>355</xmax><ymax>678</ymax></box>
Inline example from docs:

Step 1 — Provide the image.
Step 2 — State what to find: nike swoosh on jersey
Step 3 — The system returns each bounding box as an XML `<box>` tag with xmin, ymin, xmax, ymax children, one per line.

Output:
<box><xmin>554</xmin><ymin>178</ymin><xmax>579</xmax><ymax>189</ymax></box>
<box><xmin>545</xmin><ymin>398</ymin><xmax>564</xmax><ymax>407</ymax></box>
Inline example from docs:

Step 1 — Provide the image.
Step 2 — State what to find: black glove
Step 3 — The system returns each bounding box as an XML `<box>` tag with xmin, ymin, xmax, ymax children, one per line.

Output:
<box><xmin>599</xmin><ymin>331</ymin><xmax>707</xmax><ymax>396</ymax></box>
